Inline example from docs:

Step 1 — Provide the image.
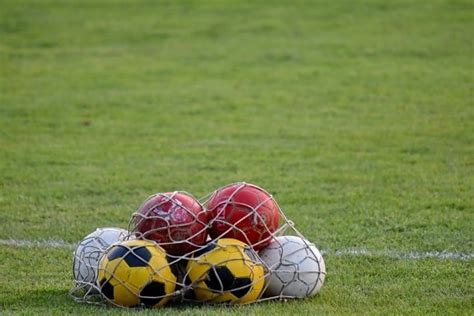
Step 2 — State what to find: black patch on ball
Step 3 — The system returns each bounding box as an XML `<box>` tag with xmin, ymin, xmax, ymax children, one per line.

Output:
<box><xmin>193</xmin><ymin>242</ymin><xmax>217</xmax><ymax>258</ymax></box>
<box><xmin>99</xmin><ymin>278</ymin><xmax>114</xmax><ymax>300</ymax></box>
<box><xmin>231</xmin><ymin>277</ymin><xmax>252</xmax><ymax>298</ymax></box>
<box><xmin>183</xmin><ymin>274</ymin><xmax>196</xmax><ymax>300</ymax></box>
<box><xmin>107</xmin><ymin>245</ymin><xmax>128</xmax><ymax>261</ymax></box>
<box><xmin>184</xmin><ymin>274</ymin><xmax>192</xmax><ymax>286</ymax></box>
<box><xmin>123</xmin><ymin>246</ymin><xmax>151</xmax><ymax>267</ymax></box>
<box><xmin>169</xmin><ymin>259</ymin><xmax>187</xmax><ymax>286</ymax></box>
<box><xmin>205</xmin><ymin>266</ymin><xmax>252</xmax><ymax>298</ymax></box>
<box><xmin>205</xmin><ymin>266</ymin><xmax>235</xmax><ymax>292</ymax></box>
<box><xmin>140</xmin><ymin>281</ymin><xmax>165</xmax><ymax>307</ymax></box>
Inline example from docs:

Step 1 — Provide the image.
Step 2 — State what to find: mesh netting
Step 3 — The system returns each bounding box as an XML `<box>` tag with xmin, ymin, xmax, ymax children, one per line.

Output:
<box><xmin>70</xmin><ymin>182</ymin><xmax>326</xmax><ymax>308</ymax></box>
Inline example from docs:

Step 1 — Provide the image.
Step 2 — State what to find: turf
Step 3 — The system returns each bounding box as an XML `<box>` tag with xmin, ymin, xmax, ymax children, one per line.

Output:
<box><xmin>0</xmin><ymin>0</ymin><xmax>473</xmax><ymax>314</ymax></box>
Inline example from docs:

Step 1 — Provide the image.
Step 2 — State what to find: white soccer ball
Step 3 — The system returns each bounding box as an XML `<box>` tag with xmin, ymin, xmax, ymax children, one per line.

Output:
<box><xmin>73</xmin><ymin>227</ymin><xmax>129</xmax><ymax>287</ymax></box>
<box><xmin>259</xmin><ymin>236</ymin><xmax>326</xmax><ymax>298</ymax></box>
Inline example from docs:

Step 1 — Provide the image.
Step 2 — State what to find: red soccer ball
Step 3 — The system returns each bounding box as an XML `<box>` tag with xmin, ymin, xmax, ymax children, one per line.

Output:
<box><xmin>131</xmin><ymin>192</ymin><xmax>208</xmax><ymax>255</ymax></box>
<box><xmin>207</xmin><ymin>183</ymin><xmax>280</xmax><ymax>250</ymax></box>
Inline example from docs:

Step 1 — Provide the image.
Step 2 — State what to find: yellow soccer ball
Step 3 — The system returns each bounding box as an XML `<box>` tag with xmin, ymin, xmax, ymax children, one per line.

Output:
<box><xmin>186</xmin><ymin>238</ymin><xmax>265</xmax><ymax>304</ymax></box>
<box><xmin>97</xmin><ymin>239</ymin><xmax>176</xmax><ymax>308</ymax></box>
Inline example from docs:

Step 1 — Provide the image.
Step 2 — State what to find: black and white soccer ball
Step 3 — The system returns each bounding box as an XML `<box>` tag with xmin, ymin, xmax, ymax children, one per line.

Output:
<box><xmin>259</xmin><ymin>236</ymin><xmax>326</xmax><ymax>298</ymax></box>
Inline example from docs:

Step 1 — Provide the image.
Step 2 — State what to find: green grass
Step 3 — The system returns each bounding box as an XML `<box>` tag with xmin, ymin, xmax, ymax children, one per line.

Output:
<box><xmin>0</xmin><ymin>0</ymin><xmax>473</xmax><ymax>314</ymax></box>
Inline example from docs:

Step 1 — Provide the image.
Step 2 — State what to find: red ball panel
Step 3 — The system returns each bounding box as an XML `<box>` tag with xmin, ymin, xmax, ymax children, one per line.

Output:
<box><xmin>208</xmin><ymin>183</ymin><xmax>280</xmax><ymax>250</ymax></box>
<box><xmin>132</xmin><ymin>192</ymin><xmax>208</xmax><ymax>255</ymax></box>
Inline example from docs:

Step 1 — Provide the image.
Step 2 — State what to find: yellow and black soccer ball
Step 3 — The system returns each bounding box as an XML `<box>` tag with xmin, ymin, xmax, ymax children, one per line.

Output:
<box><xmin>97</xmin><ymin>239</ymin><xmax>176</xmax><ymax>308</ymax></box>
<box><xmin>185</xmin><ymin>238</ymin><xmax>265</xmax><ymax>304</ymax></box>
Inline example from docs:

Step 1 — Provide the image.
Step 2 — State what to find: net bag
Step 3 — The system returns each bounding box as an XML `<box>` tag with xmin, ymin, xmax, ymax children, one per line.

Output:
<box><xmin>70</xmin><ymin>182</ymin><xmax>326</xmax><ymax>307</ymax></box>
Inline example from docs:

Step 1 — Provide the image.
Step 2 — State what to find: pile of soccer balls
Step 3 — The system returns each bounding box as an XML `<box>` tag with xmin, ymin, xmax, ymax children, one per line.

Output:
<box><xmin>71</xmin><ymin>182</ymin><xmax>326</xmax><ymax>308</ymax></box>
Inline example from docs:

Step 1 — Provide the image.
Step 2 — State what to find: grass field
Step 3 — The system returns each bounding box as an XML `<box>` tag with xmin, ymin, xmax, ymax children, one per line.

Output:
<box><xmin>1</xmin><ymin>0</ymin><xmax>473</xmax><ymax>314</ymax></box>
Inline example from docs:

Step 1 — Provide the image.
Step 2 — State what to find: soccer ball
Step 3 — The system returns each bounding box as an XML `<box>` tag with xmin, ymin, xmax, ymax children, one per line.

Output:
<box><xmin>207</xmin><ymin>183</ymin><xmax>280</xmax><ymax>250</ymax></box>
<box><xmin>97</xmin><ymin>239</ymin><xmax>177</xmax><ymax>308</ymax></box>
<box><xmin>73</xmin><ymin>227</ymin><xmax>128</xmax><ymax>288</ymax></box>
<box><xmin>185</xmin><ymin>238</ymin><xmax>265</xmax><ymax>304</ymax></box>
<box><xmin>258</xmin><ymin>236</ymin><xmax>325</xmax><ymax>298</ymax></box>
<box><xmin>130</xmin><ymin>192</ymin><xmax>208</xmax><ymax>255</ymax></box>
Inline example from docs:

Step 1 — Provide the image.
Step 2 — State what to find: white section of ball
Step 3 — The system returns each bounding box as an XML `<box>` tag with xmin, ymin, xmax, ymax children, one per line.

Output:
<box><xmin>259</xmin><ymin>235</ymin><xmax>326</xmax><ymax>298</ymax></box>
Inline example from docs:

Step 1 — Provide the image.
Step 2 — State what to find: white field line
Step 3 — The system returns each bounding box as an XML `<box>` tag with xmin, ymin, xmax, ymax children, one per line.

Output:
<box><xmin>0</xmin><ymin>238</ymin><xmax>76</xmax><ymax>250</ymax></box>
<box><xmin>0</xmin><ymin>238</ymin><xmax>472</xmax><ymax>261</ymax></box>
<box><xmin>320</xmin><ymin>248</ymin><xmax>474</xmax><ymax>261</ymax></box>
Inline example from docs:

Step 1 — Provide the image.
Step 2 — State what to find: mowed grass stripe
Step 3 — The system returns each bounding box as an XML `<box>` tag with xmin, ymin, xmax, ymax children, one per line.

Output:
<box><xmin>1</xmin><ymin>239</ymin><xmax>472</xmax><ymax>261</ymax></box>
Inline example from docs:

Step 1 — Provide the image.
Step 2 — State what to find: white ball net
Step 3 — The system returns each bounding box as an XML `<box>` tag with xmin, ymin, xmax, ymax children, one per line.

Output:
<box><xmin>70</xmin><ymin>182</ymin><xmax>326</xmax><ymax>308</ymax></box>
